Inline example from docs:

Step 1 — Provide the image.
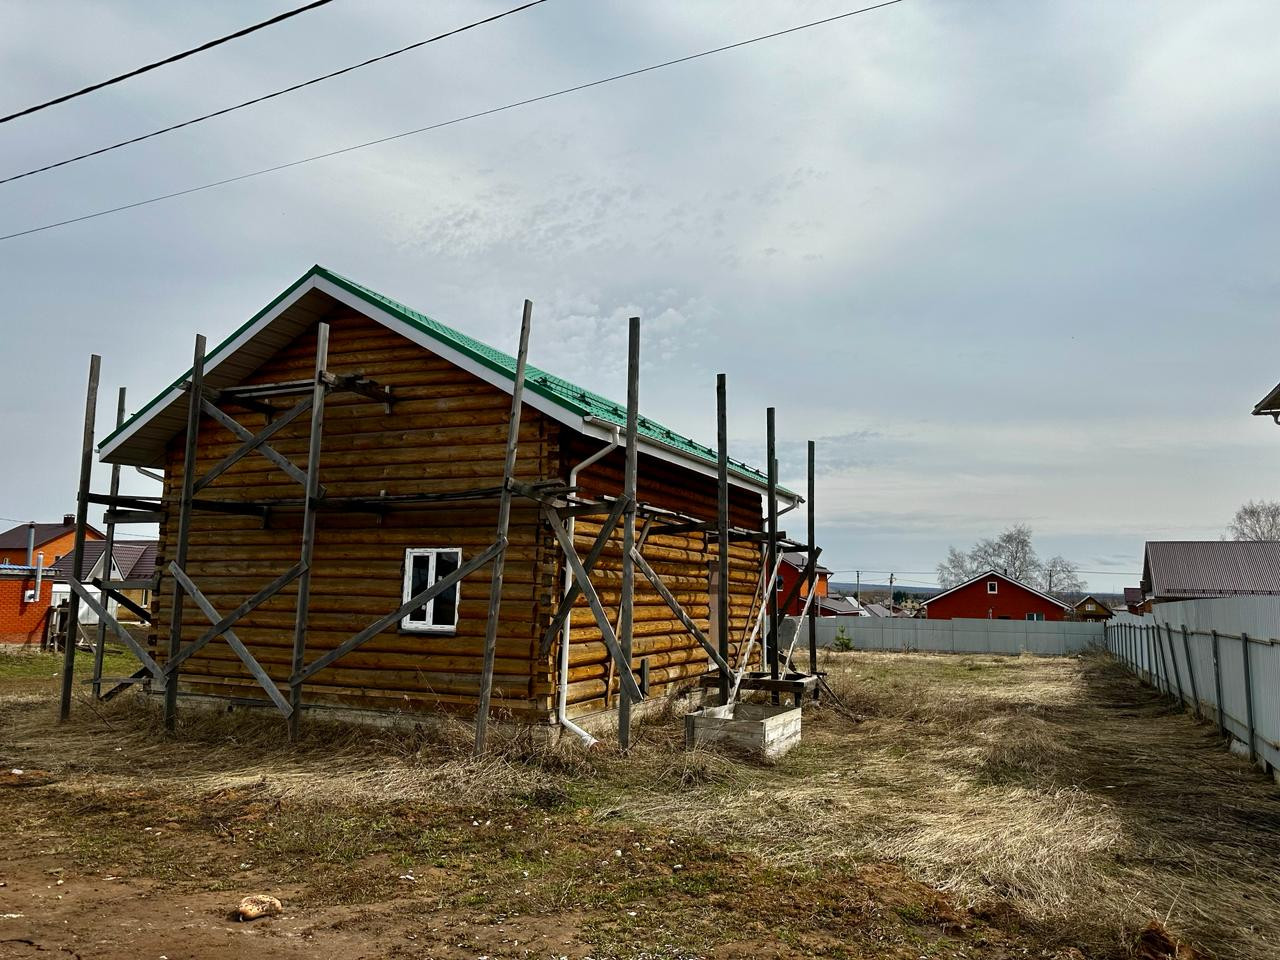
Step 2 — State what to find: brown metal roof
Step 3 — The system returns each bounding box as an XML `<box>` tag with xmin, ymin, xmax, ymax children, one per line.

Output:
<box><xmin>1142</xmin><ymin>540</ymin><xmax>1280</xmax><ymax>599</ymax></box>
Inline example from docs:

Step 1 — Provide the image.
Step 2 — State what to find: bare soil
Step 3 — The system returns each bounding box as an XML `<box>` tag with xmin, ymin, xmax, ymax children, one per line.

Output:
<box><xmin>0</xmin><ymin>649</ymin><xmax>1276</xmax><ymax>959</ymax></box>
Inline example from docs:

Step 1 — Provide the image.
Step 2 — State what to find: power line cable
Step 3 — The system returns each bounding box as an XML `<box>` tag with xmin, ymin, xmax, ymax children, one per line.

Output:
<box><xmin>0</xmin><ymin>0</ymin><xmax>905</xmax><ymax>241</ymax></box>
<box><xmin>0</xmin><ymin>0</ymin><xmax>338</xmax><ymax>125</ymax></box>
<box><xmin>0</xmin><ymin>0</ymin><xmax>550</xmax><ymax>186</ymax></box>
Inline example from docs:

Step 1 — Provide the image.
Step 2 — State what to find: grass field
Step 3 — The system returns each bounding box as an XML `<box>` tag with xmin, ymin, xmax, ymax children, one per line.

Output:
<box><xmin>0</xmin><ymin>649</ymin><xmax>1276</xmax><ymax>959</ymax></box>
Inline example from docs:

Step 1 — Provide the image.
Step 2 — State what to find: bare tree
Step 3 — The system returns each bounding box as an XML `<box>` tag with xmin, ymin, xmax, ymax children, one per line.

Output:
<box><xmin>1042</xmin><ymin>555</ymin><xmax>1084</xmax><ymax>598</ymax></box>
<box><xmin>1228</xmin><ymin>500</ymin><xmax>1280</xmax><ymax>541</ymax></box>
<box><xmin>935</xmin><ymin>524</ymin><xmax>1085</xmax><ymax>594</ymax></box>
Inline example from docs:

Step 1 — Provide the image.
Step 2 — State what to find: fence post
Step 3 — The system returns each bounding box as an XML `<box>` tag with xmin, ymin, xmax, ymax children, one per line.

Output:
<box><xmin>1165</xmin><ymin>623</ymin><xmax>1184</xmax><ymax>710</ymax></box>
<box><xmin>1241</xmin><ymin>632</ymin><xmax>1257</xmax><ymax>764</ymax></box>
<box><xmin>1210</xmin><ymin>629</ymin><xmax>1225</xmax><ymax>738</ymax></box>
<box><xmin>1180</xmin><ymin>625</ymin><xmax>1200</xmax><ymax>718</ymax></box>
<box><xmin>1155</xmin><ymin>624</ymin><xmax>1172</xmax><ymax>699</ymax></box>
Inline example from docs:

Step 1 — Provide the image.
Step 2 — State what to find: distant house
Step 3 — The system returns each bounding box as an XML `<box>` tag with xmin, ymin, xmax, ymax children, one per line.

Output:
<box><xmin>1141</xmin><ymin>540</ymin><xmax>1280</xmax><ymax>602</ymax></box>
<box><xmin>1073</xmin><ymin>594</ymin><xmax>1113</xmax><ymax>622</ymax></box>
<box><xmin>815</xmin><ymin>594</ymin><xmax>865</xmax><ymax>616</ymax></box>
<box><xmin>0</xmin><ymin>516</ymin><xmax>103</xmax><ymax>645</ymax></box>
<box><xmin>50</xmin><ymin>540</ymin><xmax>158</xmax><ymax>624</ymax></box>
<box><xmin>0</xmin><ymin>516</ymin><xmax>102</xmax><ymax>568</ymax></box>
<box><xmin>921</xmin><ymin>569</ymin><xmax>1070</xmax><ymax>621</ymax></box>
<box><xmin>777</xmin><ymin>551</ymin><xmax>833</xmax><ymax>616</ymax></box>
<box><xmin>1123</xmin><ymin>587</ymin><xmax>1150</xmax><ymax>615</ymax></box>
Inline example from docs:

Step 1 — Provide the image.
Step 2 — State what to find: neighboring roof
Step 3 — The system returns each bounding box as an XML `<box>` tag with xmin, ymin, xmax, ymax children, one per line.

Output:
<box><xmin>98</xmin><ymin>266</ymin><xmax>795</xmax><ymax>500</ymax></box>
<box><xmin>1073</xmin><ymin>594</ymin><xmax>1113</xmax><ymax>615</ymax></box>
<box><xmin>49</xmin><ymin>540</ymin><xmax>158</xmax><ymax>582</ymax></box>
<box><xmin>780</xmin><ymin>551</ymin><xmax>832</xmax><ymax>576</ymax></box>
<box><xmin>816</xmin><ymin>594</ymin><xmax>861</xmax><ymax>615</ymax></box>
<box><xmin>0</xmin><ymin>520</ymin><xmax>99</xmax><ymax>552</ymax></box>
<box><xmin>864</xmin><ymin>602</ymin><xmax>891</xmax><ymax>618</ymax></box>
<box><xmin>1123</xmin><ymin>586</ymin><xmax>1145</xmax><ymax>605</ymax></box>
<box><xmin>1252</xmin><ymin>382</ymin><xmax>1280</xmax><ymax>417</ymax></box>
<box><xmin>1142</xmin><ymin>540</ymin><xmax>1280</xmax><ymax>599</ymax></box>
<box><xmin>921</xmin><ymin>569</ymin><xmax>1071</xmax><ymax>611</ymax></box>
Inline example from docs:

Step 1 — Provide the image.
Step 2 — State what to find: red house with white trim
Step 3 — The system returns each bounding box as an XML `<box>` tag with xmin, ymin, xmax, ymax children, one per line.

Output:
<box><xmin>921</xmin><ymin>569</ymin><xmax>1070</xmax><ymax>621</ymax></box>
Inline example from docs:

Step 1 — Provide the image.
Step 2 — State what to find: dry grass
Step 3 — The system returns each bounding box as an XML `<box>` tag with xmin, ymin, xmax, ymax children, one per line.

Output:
<box><xmin>2</xmin><ymin>650</ymin><xmax>1278</xmax><ymax>958</ymax></box>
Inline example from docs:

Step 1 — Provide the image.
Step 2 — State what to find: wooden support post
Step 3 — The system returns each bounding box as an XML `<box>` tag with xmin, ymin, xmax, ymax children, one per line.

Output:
<box><xmin>716</xmin><ymin>374</ymin><xmax>731</xmax><ymax>706</ymax></box>
<box><xmin>164</xmin><ymin>335</ymin><xmax>205</xmax><ymax>731</ymax></box>
<box><xmin>1180</xmin><ymin>625</ymin><xmax>1200</xmax><ymax>718</ymax></box>
<box><xmin>1165</xmin><ymin>623</ymin><xmax>1184</xmax><ymax>709</ymax></box>
<box><xmin>92</xmin><ymin>386</ymin><xmax>127</xmax><ymax>699</ymax></box>
<box><xmin>1241</xmin><ymin>632</ymin><xmax>1256</xmax><ymax>763</ymax></box>
<box><xmin>1211</xmin><ymin>629</ymin><xmax>1225</xmax><ymax>737</ymax></box>
<box><xmin>766</xmin><ymin>408</ymin><xmax>779</xmax><ymax>703</ymax></box>
<box><xmin>288</xmin><ymin>322</ymin><xmax>329</xmax><ymax>740</ymax></box>
<box><xmin>474</xmin><ymin>300</ymin><xmax>532</xmax><ymax>753</ymax></box>
<box><xmin>806</xmin><ymin>439</ymin><xmax>818</xmax><ymax>681</ymax></box>
<box><xmin>619</xmin><ymin>316</ymin><xmax>640</xmax><ymax>752</ymax></box>
<box><xmin>59</xmin><ymin>354</ymin><xmax>100</xmax><ymax>721</ymax></box>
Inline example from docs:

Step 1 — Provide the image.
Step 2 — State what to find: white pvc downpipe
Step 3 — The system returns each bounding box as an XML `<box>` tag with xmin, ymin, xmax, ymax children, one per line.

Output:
<box><xmin>557</xmin><ymin>424</ymin><xmax>621</xmax><ymax>747</ymax></box>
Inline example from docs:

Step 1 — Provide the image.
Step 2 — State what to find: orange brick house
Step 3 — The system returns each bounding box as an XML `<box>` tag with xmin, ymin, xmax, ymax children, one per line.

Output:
<box><xmin>0</xmin><ymin>517</ymin><xmax>102</xmax><ymax>645</ymax></box>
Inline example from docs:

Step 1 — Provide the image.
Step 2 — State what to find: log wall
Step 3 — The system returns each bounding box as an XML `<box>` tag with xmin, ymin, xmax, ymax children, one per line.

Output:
<box><xmin>150</xmin><ymin>308</ymin><xmax>766</xmax><ymax>725</ymax></box>
<box><xmin>153</xmin><ymin>311</ymin><xmax>560</xmax><ymax>719</ymax></box>
<box><xmin>558</xmin><ymin>436</ymin><xmax>764</xmax><ymax>717</ymax></box>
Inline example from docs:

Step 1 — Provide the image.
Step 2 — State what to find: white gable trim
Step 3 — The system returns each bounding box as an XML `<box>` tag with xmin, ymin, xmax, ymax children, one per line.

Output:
<box><xmin>98</xmin><ymin>275</ymin><xmax>787</xmax><ymax>502</ymax></box>
<box><xmin>922</xmin><ymin>569</ymin><xmax>1070</xmax><ymax>610</ymax></box>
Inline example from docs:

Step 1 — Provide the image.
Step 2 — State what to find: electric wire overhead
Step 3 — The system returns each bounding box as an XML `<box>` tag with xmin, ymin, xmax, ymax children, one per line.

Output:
<box><xmin>0</xmin><ymin>0</ymin><xmax>550</xmax><ymax>186</ymax></box>
<box><xmin>0</xmin><ymin>0</ymin><xmax>905</xmax><ymax>242</ymax></box>
<box><xmin>0</xmin><ymin>0</ymin><xmax>338</xmax><ymax>125</ymax></box>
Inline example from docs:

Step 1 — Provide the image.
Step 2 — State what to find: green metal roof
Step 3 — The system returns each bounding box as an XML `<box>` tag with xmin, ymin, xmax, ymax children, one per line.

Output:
<box><xmin>101</xmin><ymin>265</ymin><xmax>789</xmax><ymax>494</ymax></box>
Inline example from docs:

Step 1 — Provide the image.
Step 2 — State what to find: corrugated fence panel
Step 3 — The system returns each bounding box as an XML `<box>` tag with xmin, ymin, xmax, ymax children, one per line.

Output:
<box><xmin>1104</xmin><ymin>598</ymin><xmax>1280</xmax><ymax>777</ymax></box>
<box><xmin>800</xmin><ymin>616</ymin><xmax>1103</xmax><ymax>657</ymax></box>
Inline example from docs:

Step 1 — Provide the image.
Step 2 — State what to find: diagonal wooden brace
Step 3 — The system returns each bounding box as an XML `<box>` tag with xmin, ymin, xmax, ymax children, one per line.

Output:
<box><xmin>68</xmin><ymin>579</ymin><xmax>165</xmax><ymax>680</ymax></box>
<box><xmin>292</xmin><ymin>539</ymin><xmax>506</xmax><ymax>686</ymax></box>
<box><xmin>169</xmin><ymin>562</ymin><xmax>293</xmax><ymax>717</ymax></box>
<box><xmin>166</xmin><ymin>561</ymin><xmax>306</xmax><ymax>675</ymax></box>
<box><xmin>630</xmin><ymin>547</ymin><xmax>729</xmax><ymax>675</ymax></box>
<box><xmin>195</xmin><ymin>395</ymin><xmax>313</xmax><ymax>492</ymax></box>
<box><xmin>543</xmin><ymin>505</ymin><xmax>643</xmax><ymax>704</ymax></box>
<box><xmin>200</xmin><ymin>399</ymin><xmax>312</xmax><ymax>489</ymax></box>
<box><xmin>536</xmin><ymin>497</ymin><xmax>627</xmax><ymax>658</ymax></box>
<box><xmin>89</xmin><ymin>578</ymin><xmax>153</xmax><ymax>623</ymax></box>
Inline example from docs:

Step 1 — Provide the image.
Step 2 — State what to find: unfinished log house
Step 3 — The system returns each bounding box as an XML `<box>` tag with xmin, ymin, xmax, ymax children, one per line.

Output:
<box><xmin>88</xmin><ymin>266</ymin><xmax>799</xmax><ymax>734</ymax></box>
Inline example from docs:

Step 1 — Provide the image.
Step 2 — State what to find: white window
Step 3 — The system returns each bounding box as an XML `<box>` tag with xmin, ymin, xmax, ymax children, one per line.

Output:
<box><xmin>987</xmin><ymin>580</ymin><xmax>998</xmax><ymax>594</ymax></box>
<box><xmin>400</xmin><ymin>548</ymin><xmax>462</xmax><ymax>633</ymax></box>
<box><xmin>1025</xmin><ymin>612</ymin><xmax>1045</xmax><ymax>621</ymax></box>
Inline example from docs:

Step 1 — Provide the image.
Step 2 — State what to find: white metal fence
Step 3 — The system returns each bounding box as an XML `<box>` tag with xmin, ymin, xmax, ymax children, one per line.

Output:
<box><xmin>793</xmin><ymin>615</ymin><xmax>1104</xmax><ymax>657</ymax></box>
<box><xmin>1105</xmin><ymin>598</ymin><xmax>1280</xmax><ymax>777</ymax></box>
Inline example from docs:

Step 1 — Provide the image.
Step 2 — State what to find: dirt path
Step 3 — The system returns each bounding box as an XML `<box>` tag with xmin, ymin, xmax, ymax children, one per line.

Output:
<box><xmin>1</xmin><ymin>651</ymin><xmax>1275</xmax><ymax>958</ymax></box>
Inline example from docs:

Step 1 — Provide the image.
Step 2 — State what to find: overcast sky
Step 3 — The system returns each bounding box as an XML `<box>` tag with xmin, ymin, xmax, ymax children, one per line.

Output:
<box><xmin>1</xmin><ymin>0</ymin><xmax>1278</xmax><ymax>594</ymax></box>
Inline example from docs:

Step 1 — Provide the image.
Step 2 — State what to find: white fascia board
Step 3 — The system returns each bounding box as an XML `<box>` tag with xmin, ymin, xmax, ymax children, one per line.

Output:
<box><xmin>98</xmin><ymin>274</ymin><xmax>332</xmax><ymax>463</ymax></box>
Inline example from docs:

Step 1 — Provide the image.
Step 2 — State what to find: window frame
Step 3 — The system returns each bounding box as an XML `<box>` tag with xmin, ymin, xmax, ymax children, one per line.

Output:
<box><xmin>1025</xmin><ymin>612</ymin><xmax>1045</xmax><ymax>622</ymax></box>
<box><xmin>987</xmin><ymin>580</ymin><xmax>998</xmax><ymax>594</ymax></box>
<box><xmin>400</xmin><ymin>547</ymin><xmax>463</xmax><ymax>634</ymax></box>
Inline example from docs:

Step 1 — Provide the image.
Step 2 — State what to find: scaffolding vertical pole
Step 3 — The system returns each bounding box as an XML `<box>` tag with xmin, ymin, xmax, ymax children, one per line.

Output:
<box><xmin>618</xmin><ymin>316</ymin><xmax>640</xmax><ymax>751</ymax></box>
<box><xmin>474</xmin><ymin>301</ymin><xmax>532</xmax><ymax>753</ymax></box>
<box><xmin>91</xmin><ymin>386</ymin><xmax>127</xmax><ymax>699</ymax></box>
<box><xmin>288</xmin><ymin>322</ymin><xmax>330</xmax><ymax>740</ymax></box>
<box><xmin>806</xmin><ymin>439</ymin><xmax>817</xmax><ymax>679</ymax></box>
<box><xmin>164</xmin><ymin>335</ymin><xmax>206</xmax><ymax>732</ymax></box>
<box><xmin>59</xmin><ymin>354</ymin><xmax>101</xmax><ymax>721</ymax></box>
<box><xmin>766</xmin><ymin>408</ymin><xmax>779</xmax><ymax>701</ymax></box>
<box><xmin>716</xmin><ymin>374</ymin><xmax>731</xmax><ymax>706</ymax></box>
